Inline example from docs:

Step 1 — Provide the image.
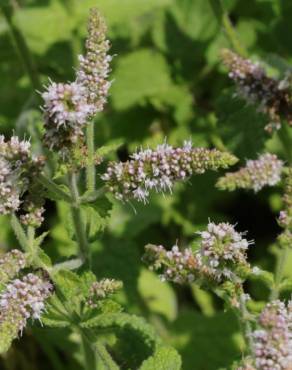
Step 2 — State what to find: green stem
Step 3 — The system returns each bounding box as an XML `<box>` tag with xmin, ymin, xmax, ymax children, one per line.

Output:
<box><xmin>68</xmin><ymin>172</ymin><xmax>90</xmax><ymax>265</ymax></box>
<box><xmin>38</xmin><ymin>174</ymin><xmax>72</xmax><ymax>203</ymax></box>
<box><xmin>238</xmin><ymin>293</ymin><xmax>254</xmax><ymax>353</ymax></box>
<box><xmin>209</xmin><ymin>0</ymin><xmax>247</xmax><ymax>57</ymax></box>
<box><xmin>1</xmin><ymin>4</ymin><xmax>41</xmax><ymax>91</ymax></box>
<box><xmin>86</xmin><ymin>122</ymin><xmax>96</xmax><ymax>193</ymax></box>
<box><xmin>27</xmin><ymin>226</ymin><xmax>35</xmax><ymax>254</ymax></box>
<box><xmin>81</xmin><ymin>332</ymin><xmax>97</xmax><ymax>370</ymax></box>
<box><xmin>80</xmin><ymin>329</ymin><xmax>119</xmax><ymax>370</ymax></box>
<box><xmin>270</xmin><ymin>247</ymin><xmax>289</xmax><ymax>300</ymax></box>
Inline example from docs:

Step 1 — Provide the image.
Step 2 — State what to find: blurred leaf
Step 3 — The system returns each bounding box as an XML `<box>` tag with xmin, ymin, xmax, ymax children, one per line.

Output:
<box><xmin>190</xmin><ymin>285</ymin><xmax>215</xmax><ymax>316</ymax></box>
<box><xmin>111</xmin><ymin>48</ymin><xmax>192</xmax><ymax>116</ymax></box>
<box><xmin>14</xmin><ymin>1</ymin><xmax>72</xmax><ymax>55</ymax></box>
<box><xmin>215</xmin><ymin>89</ymin><xmax>268</xmax><ymax>158</ymax></box>
<box><xmin>138</xmin><ymin>269</ymin><xmax>178</xmax><ymax>321</ymax></box>
<box><xmin>169</xmin><ymin>310</ymin><xmax>242</xmax><ymax>370</ymax></box>
<box><xmin>170</xmin><ymin>0</ymin><xmax>218</xmax><ymax>41</ymax></box>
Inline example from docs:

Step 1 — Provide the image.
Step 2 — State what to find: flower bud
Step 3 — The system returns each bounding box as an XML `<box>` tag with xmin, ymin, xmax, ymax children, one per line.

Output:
<box><xmin>87</xmin><ymin>278</ymin><xmax>122</xmax><ymax>308</ymax></box>
<box><xmin>0</xmin><ymin>250</ymin><xmax>26</xmax><ymax>285</ymax></box>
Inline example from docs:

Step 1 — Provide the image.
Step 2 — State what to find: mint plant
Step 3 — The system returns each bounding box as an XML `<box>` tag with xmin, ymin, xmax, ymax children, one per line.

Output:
<box><xmin>1</xmin><ymin>1</ymin><xmax>292</xmax><ymax>369</ymax></box>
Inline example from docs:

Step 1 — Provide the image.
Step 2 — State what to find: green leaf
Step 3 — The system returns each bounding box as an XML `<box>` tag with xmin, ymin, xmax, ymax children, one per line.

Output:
<box><xmin>82</xmin><ymin>204</ymin><xmax>110</xmax><ymax>242</ymax></box>
<box><xmin>139</xmin><ymin>345</ymin><xmax>182</xmax><ymax>370</ymax></box>
<box><xmin>41</xmin><ymin>314</ymin><xmax>70</xmax><ymax>328</ymax></box>
<box><xmin>88</xmin><ymin>195</ymin><xmax>112</xmax><ymax>219</ymax></box>
<box><xmin>14</xmin><ymin>2</ymin><xmax>72</xmax><ymax>55</ymax></box>
<box><xmin>10</xmin><ymin>214</ymin><xmax>29</xmax><ymax>251</ymax></box>
<box><xmin>42</xmin><ymin>294</ymin><xmax>71</xmax><ymax>328</ymax></box>
<box><xmin>111</xmin><ymin>48</ymin><xmax>190</xmax><ymax>112</ymax></box>
<box><xmin>81</xmin><ymin>313</ymin><xmax>161</xmax><ymax>348</ymax></box>
<box><xmin>190</xmin><ymin>285</ymin><xmax>215</xmax><ymax>316</ymax></box>
<box><xmin>37</xmin><ymin>248</ymin><xmax>53</xmax><ymax>268</ymax></box>
<box><xmin>34</xmin><ymin>231</ymin><xmax>50</xmax><ymax>248</ymax></box>
<box><xmin>248</xmin><ymin>269</ymin><xmax>274</xmax><ymax>287</ymax></box>
<box><xmin>170</xmin><ymin>0</ymin><xmax>218</xmax><ymax>41</ymax></box>
<box><xmin>53</xmin><ymin>269</ymin><xmax>82</xmax><ymax>304</ymax></box>
<box><xmin>138</xmin><ymin>269</ymin><xmax>177</xmax><ymax>321</ymax></box>
<box><xmin>38</xmin><ymin>175</ymin><xmax>71</xmax><ymax>203</ymax></box>
<box><xmin>96</xmin><ymin>139</ymin><xmax>124</xmax><ymax>158</ymax></box>
<box><xmin>168</xmin><ymin>310</ymin><xmax>242</xmax><ymax>370</ymax></box>
<box><xmin>215</xmin><ymin>89</ymin><xmax>268</xmax><ymax>158</ymax></box>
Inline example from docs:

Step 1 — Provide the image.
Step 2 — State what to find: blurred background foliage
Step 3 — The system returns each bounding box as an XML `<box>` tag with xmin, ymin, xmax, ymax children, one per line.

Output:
<box><xmin>0</xmin><ymin>0</ymin><xmax>291</xmax><ymax>369</ymax></box>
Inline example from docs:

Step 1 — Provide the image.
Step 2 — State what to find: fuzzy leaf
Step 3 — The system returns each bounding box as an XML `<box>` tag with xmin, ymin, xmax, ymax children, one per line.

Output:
<box><xmin>139</xmin><ymin>345</ymin><xmax>182</xmax><ymax>370</ymax></box>
<box><xmin>96</xmin><ymin>139</ymin><xmax>124</xmax><ymax>158</ymax></box>
<box><xmin>81</xmin><ymin>313</ymin><xmax>161</xmax><ymax>347</ymax></box>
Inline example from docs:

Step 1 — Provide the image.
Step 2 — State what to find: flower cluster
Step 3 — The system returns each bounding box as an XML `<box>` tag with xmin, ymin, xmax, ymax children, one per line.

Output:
<box><xmin>217</xmin><ymin>153</ymin><xmax>283</xmax><ymax>192</ymax></box>
<box><xmin>41</xmin><ymin>9</ymin><xmax>111</xmax><ymax>158</ymax></box>
<box><xmin>250</xmin><ymin>300</ymin><xmax>292</xmax><ymax>370</ymax></box>
<box><xmin>144</xmin><ymin>222</ymin><xmax>252</xmax><ymax>285</ymax></box>
<box><xmin>0</xmin><ymin>273</ymin><xmax>52</xmax><ymax>353</ymax></box>
<box><xmin>86</xmin><ymin>278</ymin><xmax>122</xmax><ymax>308</ymax></box>
<box><xmin>102</xmin><ymin>141</ymin><xmax>237</xmax><ymax>203</ymax></box>
<box><xmin>0</xmin><ymin>250</ymin><xmax>26</xmax><ymax>285</ymax></box>
<box><xmin>221</xmin><ymin>49</ymin><xmax>292</xmax><ymax>132</ymax></box>
<box><xmin>0</xmin><ymin>135</ymin><xmax>44</xmax><ymax>225</ymax></box>
<box><xmin>19</xmin><ymin>203</ymin><xmax>45</xmax><ymax>228</ymax></box>
<box><xmin>42</xmin><ymin>82</ymin><xmax>95</xmax><ymax>155</ymax></box>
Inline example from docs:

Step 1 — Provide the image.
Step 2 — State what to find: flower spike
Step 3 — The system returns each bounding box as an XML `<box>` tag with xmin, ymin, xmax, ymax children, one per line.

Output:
<box><xmin>217</xmin><ymin>153</ymin><xmax>283</xmax><ymax>192</ymax></box>
<box><xmin>221</xmin><ymin>49</ymin><xmax>292</xmax><ymax>132</ymax></box>
<box><xmin>102</xmin><ymin>141</ymin><xmax>237</xmax><ymax>203</ymax></box>
<box><xmin>144</xmin><ymin>221</ymin><xmax>252</xmax><ymax>285</ymax></box>
<box><xmin>0</xmin><ymin>273</ymin><xmax>52</xmax><ymax>353</ymax></box>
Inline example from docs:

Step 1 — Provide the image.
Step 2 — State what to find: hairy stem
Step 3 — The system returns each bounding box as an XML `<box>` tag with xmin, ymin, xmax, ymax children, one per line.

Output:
<box><xmin>209</xmin><ymin>0</ymin><xmax>247</xmax><ymax>57</ymax></box>
<box><xmin>238</xmin><ymin>293</ymin><xmax>254</xmax><ymax>353</ymax></box>
<box><xmin>81</xmin><ymin>332</ymin><xmax>97</xmax><ymax>370</ymax></box>
<box><xmin>81</xmin><ymin>329</ymin><xmax>119</xmax><ymax>370</ymax></box>
<box><xmin>27</xmin><ymin>226</ymin><xmax>35</xmax><ymax>255</ymax></box>
<box><xmin>1</xmin><ymin>3</ymin><xmax>41</xmax><ymax>91</ymax></box>
<box><xmin>86</xmin><ymin>122</ymin><xmax>96</xmax><ymax>193</ymax></box>
<box><xmin>68</xmin><ymin>172</ymin><xmax>90</xmax><ymax>265</ymax></box>
<box><xmin>270</xmin><ymin>246</ymin><xmax>289</xmax><ymax>300</ymax></box>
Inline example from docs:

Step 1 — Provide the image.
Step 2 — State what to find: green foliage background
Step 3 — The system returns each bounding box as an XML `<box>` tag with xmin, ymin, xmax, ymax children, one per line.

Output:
<box><xmin>0</xmin><ymin>0</ymin><xmax>291</xmax><ymax>369</ymax></box>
